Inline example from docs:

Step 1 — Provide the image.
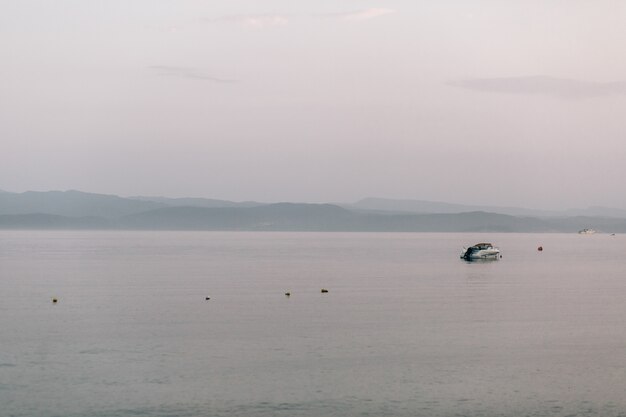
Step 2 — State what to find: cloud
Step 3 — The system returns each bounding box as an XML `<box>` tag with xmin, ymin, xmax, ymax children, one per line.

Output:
<box><xmin>149</xmin><ymin>66</ymin><xmax>236</xmax><ymax>83</ymax></box>
<box><xmin>448</xmin><ymin>76</ymin><xmax>626</xmax><ymax>99</ymax></box>
<box><xmin>332</xmin><ymin>8</ymin><xmax>396</xmax><ymax>21</ymax></box>
<box><xmin>211</xmin><ymin>14</ymin><xmax>289</xmax><ymax>29</ymax></box>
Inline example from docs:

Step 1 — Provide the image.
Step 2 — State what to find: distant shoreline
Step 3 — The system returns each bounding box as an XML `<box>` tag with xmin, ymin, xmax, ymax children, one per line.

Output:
<box><xmin>2</xmin><ymin>190</ymin><xmax>625</xmax><ymax>233</ymax></box>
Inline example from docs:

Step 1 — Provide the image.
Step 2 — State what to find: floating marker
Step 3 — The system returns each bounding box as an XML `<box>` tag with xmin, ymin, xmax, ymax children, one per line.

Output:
<box><xmin>284</xmin><ymin>292</ymin><xmax>291</xmax><ymax>297</ymax></box>
<box><xmin>205</xmin><ymin>297</ymin><xmax>210</xmax><ymax>301</ymax></box>
<box><xmin>52</xmin><ymin>298</ymin><xmax>58</xmax><ymax>304</ymax></box>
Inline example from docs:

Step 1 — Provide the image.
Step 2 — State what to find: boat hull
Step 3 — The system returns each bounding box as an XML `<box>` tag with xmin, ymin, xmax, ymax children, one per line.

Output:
<box><xmin>461</xmin><ymin>249</ymin><xmax>500</xmax><ymax>260</ymax></box>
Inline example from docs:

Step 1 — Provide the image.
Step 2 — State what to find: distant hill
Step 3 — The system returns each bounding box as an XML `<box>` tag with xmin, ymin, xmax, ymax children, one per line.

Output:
<box><xmin>117</xmin><ymin>206</ymin><xmax>626</xmax><ymax>233</ymax></box>
<box><xmin>0</xmin><ymin>190</ymin><xmax>262</xmax><ymax>218</ymax></box>
<box><xmin>0</xmin><ymin>213</ymin><xmax>111</xmax><ymax>229</ymax></box>
<box><xmin>346</xmin><ymin>197</ymin><xmax>556</xmax><ymax>216</ymax></box>
<box><xmin>348</xmin><ymin>197</ymin><xmax>626</xmax><ymax>218</ymax></box>
<box><xmin>2</xmin><ymin>190</ymin><xmax>626</xmax><ymax>232</ymax></box>
<box><xmin>3</xmin><ymin>205</ymin><xmax>626</xmax><ymax>232</ymax></box>
<box><xmin>118</xmin><ymin>203</ymin><xmax>354</xmax><ymax>231</ymax></box>
<box><xmin>129</xmin><ymin>196</ymin><xmax>263</xmax><ymax>209</ymax></box>
<box><xmin>0</xmin><ymin>190</ymin><xmax>165</xmax><ymax>218</ymax></box>
<box><xmin>561</xmin><ymin>206</ymin><xmax>626</xmax><ymax>218</ymax></box>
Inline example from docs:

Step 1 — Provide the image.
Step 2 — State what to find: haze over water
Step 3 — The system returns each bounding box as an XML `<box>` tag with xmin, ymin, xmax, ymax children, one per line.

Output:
<box><xmin>2</xmin><ymin>231</ymin><xmax>626</xmax><ymax>417</ymax></box>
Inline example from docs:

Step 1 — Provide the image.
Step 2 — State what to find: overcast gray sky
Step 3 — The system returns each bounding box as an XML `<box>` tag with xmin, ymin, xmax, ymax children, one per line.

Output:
<box><xmin>2</xmin><ymin>0</ymin><xmax>626</xmax><ymax>209</ymax></box>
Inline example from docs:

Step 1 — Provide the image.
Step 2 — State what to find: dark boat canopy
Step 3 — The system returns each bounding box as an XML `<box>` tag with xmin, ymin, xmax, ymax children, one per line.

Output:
<box><xmin>471</xmin><ymin>243</ymin><xmax>493</xmax><ymax>249</ymax></box>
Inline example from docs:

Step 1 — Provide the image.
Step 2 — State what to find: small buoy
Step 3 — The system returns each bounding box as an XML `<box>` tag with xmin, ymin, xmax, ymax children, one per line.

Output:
<box><xmin>205</xmin><ymin>297</ymin><xmax>210</xmax><ymax>301</ymax></box>
<box><xmin>52</xmin><ymin>298</ymin><xmax>58</xmax><ymax>304</ymax></box>
<box><xmin>284</xmin><ymin>292</ymin><xmax>291</xmax><ymax>297</ymax></box>
<box><xmin>321</xmin><ymin>289</ymin><xmax>329</xmax><ymax>293</ymax></box>
<box><xmin>537</xmin><ymin>246</ymin><xmax>543</xmax><ymax>251</ymax></box>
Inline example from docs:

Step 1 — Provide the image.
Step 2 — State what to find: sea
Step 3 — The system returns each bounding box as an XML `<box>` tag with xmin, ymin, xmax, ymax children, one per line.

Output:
<box><xmin>2</xmin><ymin>231</ymin><xmax>626</xmax><ymax>417</ymax></box>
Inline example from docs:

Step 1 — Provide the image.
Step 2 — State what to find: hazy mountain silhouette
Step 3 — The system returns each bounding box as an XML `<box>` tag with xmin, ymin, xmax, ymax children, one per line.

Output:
<box><xmin>129</xmin><ymin>196</ymin><xmax>263</xmax><ymax>208</ymax></box>
<box><xmin>0</xmin><ymin>190</ymin><xmax>263</xmax><ymax>218</ymax></box>
<box><xmin>561</xmin><ymin>206</ymin><xmax>626</xmax><ymax>218</ymax></box>
<box><xmin>347</xmin><ymin>197</ymin><xmax>554</xmax><ymax>216</ymax></box>
<box><xmin>348</xmin><ymin>197</ymin><xmax>626</xmax><ymax>218</ymax></box>
<box><xmin>118</xmin><ymin>203</ymin><xmax>353</xmax><ymax>231</ymax></box>
<box><xmin>0</xmin><ymin>213</ymin><xmax>112</xmax><ymax>229</ymax></box>
<box><xmin>0</xmin><ymin>190</ymin><xmax>164</xmax><ymax>218</ymax></box>
<box><xmin>2</xmin><ymin>190</ymin><xmax>626</xmax><ymax>232</ymax></box>
<box><xmin>4</xmin><ymin>207</ymin><xmax>626</xmax><ymax>232</ymax></box>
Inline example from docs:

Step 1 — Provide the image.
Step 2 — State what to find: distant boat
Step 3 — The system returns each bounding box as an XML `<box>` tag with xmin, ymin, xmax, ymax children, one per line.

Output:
<box><xmin>460</xmin><ymin>243</ymin><xmax>500</xmax><ymax>260</ymax></box>
<box><xmin>578</xmin><ymin>228</ymin><xmax>596</xmax><ymax>234</ymax></box>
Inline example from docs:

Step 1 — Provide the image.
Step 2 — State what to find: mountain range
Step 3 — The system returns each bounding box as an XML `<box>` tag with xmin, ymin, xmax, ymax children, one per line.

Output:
<box><xmin>347</xmin><ymin>197</ymin><xmax>626</xmax><ymax>218</ymax></box>
<box><xmin>1</xmin><ymin>190</ymin><xmax>625</xmax><ymax>232</ymax></box>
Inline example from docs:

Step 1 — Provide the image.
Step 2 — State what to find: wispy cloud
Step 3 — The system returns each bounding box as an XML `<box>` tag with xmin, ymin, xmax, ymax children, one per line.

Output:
<box><xmin>149</xmin><ymin>66</ymin><xmax>236</xmax><ymax>83</ymax></box>
<box><xmin>448</xmin><ymin>76</ymin><xmax>626</xmax><ymax>99</ymax></box>
<box><xmin>322</xmin><ymin>8</ymin><xmax>396</xmax><ymax>21</ymax></box>
<box><xmin>210</xmin><ymin>14</ymin><xmax>289</xmax><ymax>29</ymax></box>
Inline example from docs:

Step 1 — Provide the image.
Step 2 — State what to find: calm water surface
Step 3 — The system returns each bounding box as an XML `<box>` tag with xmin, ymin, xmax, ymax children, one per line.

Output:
<box><xmin>2</xmin><ymin>231</ymin><xmax>626</xmax><ymax>417</ymax></box>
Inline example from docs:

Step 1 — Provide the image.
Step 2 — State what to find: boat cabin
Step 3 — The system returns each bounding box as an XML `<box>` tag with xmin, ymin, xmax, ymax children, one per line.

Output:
<box><xmin>471</xmin><ymin>243</ymin><xmax>493</xmax><ymax>249</ymax></box>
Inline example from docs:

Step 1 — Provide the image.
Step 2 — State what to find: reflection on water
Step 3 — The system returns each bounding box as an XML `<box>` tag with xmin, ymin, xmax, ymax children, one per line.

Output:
<box><xmin>461</xmin><ymin>257</ymin><xmax>501</xmax><ymax>264</ymax></box>
<box><xmin>1</xmin><ymin>231</ymin><xmax>626</xmax><ymax>416</ymax></box>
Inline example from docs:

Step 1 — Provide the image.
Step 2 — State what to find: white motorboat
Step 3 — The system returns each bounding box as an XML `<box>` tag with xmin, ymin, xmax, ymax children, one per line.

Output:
<box><xmin>460</xmin><ymin>242</ymin><xmax>500</xmax><ymax>260</ymax></box>
<box><xmin>578</xmin><ymin>228</ymin><xmax>596</xmax><ymax>234</ymax></box>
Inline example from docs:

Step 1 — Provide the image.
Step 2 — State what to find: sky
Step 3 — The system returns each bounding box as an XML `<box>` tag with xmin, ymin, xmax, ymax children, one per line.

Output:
<box><xmin>2</xmin><ymin>0</ymin><xmax>626</xmax><ymax>209</ymax></box>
